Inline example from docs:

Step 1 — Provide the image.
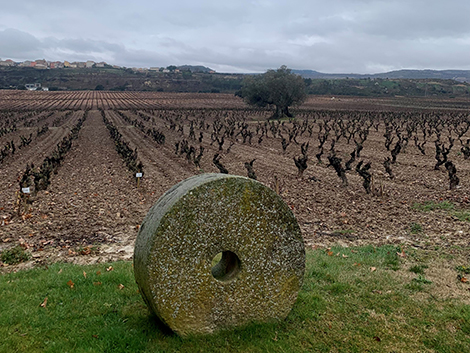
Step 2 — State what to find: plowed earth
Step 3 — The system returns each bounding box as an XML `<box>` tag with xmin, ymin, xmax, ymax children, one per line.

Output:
<box><xmin>1</xmin><ymin>91</ymin><xmax>470</xmax><ymax>271</ymax></box>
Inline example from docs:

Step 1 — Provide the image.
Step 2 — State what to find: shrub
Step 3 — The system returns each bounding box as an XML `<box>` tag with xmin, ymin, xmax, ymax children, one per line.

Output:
<box><xmin>1</xmin><ymin>245</ymin><xmax>31</xmax><ymax>265</ymax></box>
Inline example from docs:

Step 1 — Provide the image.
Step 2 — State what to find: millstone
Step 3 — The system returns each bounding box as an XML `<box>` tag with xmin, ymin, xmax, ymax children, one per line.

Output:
<box><xmin>134</xmin><ymin>173</ymin><xmax>305</xmax><ymax>336</ymax></box>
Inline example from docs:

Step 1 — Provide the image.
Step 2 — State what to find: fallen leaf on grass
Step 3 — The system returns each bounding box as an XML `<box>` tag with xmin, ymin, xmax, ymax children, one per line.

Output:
<box><xmin>327</xmin><ymin>251</ymin><xmax>334</xmax><ymax>256</ymax></box>
<box><xmin>118</xmin><ymin>284</ymin><xmax>124</xmax><ymax>290</ymax></box>
<box><xmin>58</xmin><ymin>269</ymin><xmax>62</xmax><ymax>274</ymax></box>
<box><xmin>40</xmin><ymin>297</ymin><xmax>48</xmax><ymax>308</ymax></box>
<box><xmin>342</xmin><ymin>254</ymin><xmax>349</xmax><ymax>258</ymax></box>
<box><xmin>93</xmin><ymin>282</ymin><xmax>102</xmax><ymax>286</ymax></box>
<box><xmin>80</xmin><ymin>247</ymin><xmax>91</xmax><ymax>255</ymax></box>
<box><xmin>459</xmin><ymin>276</ymin><xmax>468</xmax><ymax>283</ymax></box>
<box><xmin>372</xmin><ymin>290</ymin><xmax>382</xmax><ymax>295</ymax></box>
<box><xmin>106</xmin><ymin>266</ymin><xmax>113</xmax><ymax>272</ymax></box>
<box><xmin>67</xmin><ymin>280</ymin><xmax>74</xmax><ymax>289</ymax></box>
<box><xmin>83</xmin><ymin>271</ymin><xmax>87</xmax><ymax>279</ymax></box>
<box><xmin>353</xmin><ymin>263</ymin><xmax>361</xmax><ymax>266</ymax></box>
<box><xmin>373</xmin><ymin>336</ymin><xmax>381</xmax><ymax>342</ymax></box>
<box><xmin>96</xmin><ymin>270</ymin><xmax>101</xmax><ymax>276</ymax></box>
<box><xmin>92</xmin><ymin>334</ymin><xmax>99</xmax><ymax>339</ymax></box>
<box><xmin>397</xmin><ymin>250</ymin><xmax>407</xmax><ymax>258</ymax></box>
<box><xmin>370</xmin><ymin>267</ymin><xmax>377</xmax><ymax>272</ymax></box>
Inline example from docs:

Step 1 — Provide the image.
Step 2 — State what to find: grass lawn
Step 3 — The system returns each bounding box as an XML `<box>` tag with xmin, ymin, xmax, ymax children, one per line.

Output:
<box><xmin>1</xmin><ymin>245</ymin><xmax>470</xmax><ymax>352</ymax></box>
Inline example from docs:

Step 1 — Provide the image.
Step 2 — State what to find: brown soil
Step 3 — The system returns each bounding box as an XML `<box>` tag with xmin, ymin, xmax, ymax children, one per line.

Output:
<box><xmin>1</xmin><ymin>92</ymin><xmax>470</xmax><ymax>271</ymax></box>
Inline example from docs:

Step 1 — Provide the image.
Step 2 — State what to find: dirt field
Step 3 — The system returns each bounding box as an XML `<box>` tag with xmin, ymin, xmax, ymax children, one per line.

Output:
<box><xmin>1</xmin><ymin>91</ymin><xmax>470</xmax><ymax>269</ymax></box>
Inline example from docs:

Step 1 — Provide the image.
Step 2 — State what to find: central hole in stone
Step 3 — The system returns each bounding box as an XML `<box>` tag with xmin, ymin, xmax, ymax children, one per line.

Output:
<box><xmin>211</xmin><ymin>251</ymin><xmax>241</xmax><ymax>282</ymax></box>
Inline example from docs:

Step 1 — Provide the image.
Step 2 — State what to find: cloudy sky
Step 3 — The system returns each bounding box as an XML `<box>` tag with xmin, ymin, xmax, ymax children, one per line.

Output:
<box><xmin>0</xmin><ymin>0</ymin><xmax>469</xmax><ymax>73</ymax></box>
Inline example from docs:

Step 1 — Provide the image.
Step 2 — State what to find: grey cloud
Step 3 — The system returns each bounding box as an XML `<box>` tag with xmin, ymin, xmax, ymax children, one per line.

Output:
<box><xmin>0</xmin><ymin>29</ymin><xmax>43</xmax><ymax>59</ymax></box>
<box><xmin>0</xmin><ymin>1</ymin><xmax>470</xmax><ymax>73</ymax></box>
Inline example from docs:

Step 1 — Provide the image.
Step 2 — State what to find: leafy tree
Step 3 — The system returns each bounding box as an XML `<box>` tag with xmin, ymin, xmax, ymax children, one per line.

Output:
<box><xmin>240</xmin><ymin>65</ymin><xmax>306</xmax><ymax>119</ymax></box>
<box><xmin>95</xmin><ymin>84</ymin><xmax>105</xmax><ymax>91</ymax></box>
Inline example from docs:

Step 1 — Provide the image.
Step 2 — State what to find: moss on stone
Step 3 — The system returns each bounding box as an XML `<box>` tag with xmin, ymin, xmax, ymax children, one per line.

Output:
<box><xmin>134</xmin><ymin>174</ymin><xmax>305</xmax><ymax>336</ymax></box>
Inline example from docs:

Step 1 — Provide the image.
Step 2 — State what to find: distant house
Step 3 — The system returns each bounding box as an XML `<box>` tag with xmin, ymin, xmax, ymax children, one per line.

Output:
<box><xmin>86</xmin><ymin>60</ymin><xmax>95</xmax><ymax>68</ymax></box>
<box><xmin>25</xmin><ymin>83</ymin><xmax>42</xmax><ymax>90</ymax></box>
<box><xmin>30</xmin><ymin>62</ymin><xmax>37</xmax><ymax>67</ymax></box>
<box><xmin>19</xmin><ymin>61</ymin><xmax>31</xmax><ymax>67</ymax></box>
<box><xmin>35</xmin><ymin>59</ymin><xmax>47</xmax><ymax>66</ymax></box>
<box><xmin>149</xmin><ymin>67</ymin><xmax>160</xmax><ymax>71</ymax></box>
<box><xmin>64</xmin><ymin>61</ymin><xmax>71</xmax><ymax>68</ymax></box>
<box><xmin>49</xmin><ymin>61</ymin><xmax>63</xmax><ymax>69</ymax></box>
<box><xmin>34</xmin><ymin>64</ymin><xmax>47</xmax><ymax>70</ymax></box>
<box><xmin>0</xmin><ymin>59</ymin><xmax>16</xmax><ymax>67</ymax></box>
<box><xmin>95</xmin><ymin>62</ymin><xmax>106</xmax><ymax>68</ymax></box>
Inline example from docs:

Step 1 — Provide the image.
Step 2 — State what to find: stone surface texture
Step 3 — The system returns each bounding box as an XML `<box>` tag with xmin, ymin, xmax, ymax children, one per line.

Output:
<box><xmin>134</xmin><ymin>173</ymin><xmax>305</xmax><ymax>336</ymax></box>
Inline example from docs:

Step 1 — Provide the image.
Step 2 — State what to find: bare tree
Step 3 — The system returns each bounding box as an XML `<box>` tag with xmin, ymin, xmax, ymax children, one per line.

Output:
<box><xmin>445</xmin><ymin>161</ymin><xmax>459</xmax><ymax>190</ymax></box>
<box><xmin>213</xmin><ymin>154</ymin><xmax>228</xmax><ymax>174</ymax></box>
<box><xmin>293</xmin><ymin>142</ymin><xmax>309</xmax><ymax>177</ymax></box>
<box><xmin>244</xmin><ymin>159</ymin><xmax>257</xmax><ymax>180</ymax></box>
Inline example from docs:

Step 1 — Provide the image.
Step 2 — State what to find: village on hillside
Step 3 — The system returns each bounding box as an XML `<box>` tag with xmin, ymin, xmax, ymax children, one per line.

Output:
<box><xmin>0</xmin><ymin>58</ymin><xmax>112</xmax><ymax>69</ymax></box>
<box><xmin>0</xmin><ymin>59</ymin><xmax>216</xmax><ymax>74</ymax></box>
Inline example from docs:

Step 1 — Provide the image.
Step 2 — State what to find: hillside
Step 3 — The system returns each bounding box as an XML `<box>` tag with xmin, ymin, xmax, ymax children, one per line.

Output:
<box><xmin>1</xmin><ymin>66</ymin><xmax>469</xmax><ymax>97</ymax></box>
<box><xmin>293</xmin><ymin>69</ymin><xmax>470</xmax><ymax>82</ymax></box>
<box><xmin>0</xmin><ymin>67</ymin><xmax>242</xmax><ymax>93</ymax></box>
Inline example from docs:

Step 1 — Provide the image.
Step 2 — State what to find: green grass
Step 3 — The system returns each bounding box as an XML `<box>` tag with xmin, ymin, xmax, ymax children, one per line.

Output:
<box><xmin>412</xmin><ymin>201</ymin><xmax>455</xmax><ymax>212</ymax></box>
<box><xmin>409</xmin><ymin>222</ymin><xmax>423</xmax><ymax>234</ymax></box>
<box><xmin>1</xmin><ymin>245</ymin><xmax>470</xmax><ymax>352</ymax></box>
<box><xmin>453</xmin><ymin>211</ymin><xmax>470</xmax><ymax>222</ymax></box>
<box><xmin>412</xmin><ymin>201</ymin><xmax>470</xmax><ymax>223</ymax></box>
<box><xmin>456</xmin><ymin>265</ymin><xmax>470</xmax><ymax>274</ymax></box>
<box><xmin>1</xmin><ymin>246</ymin><xmax>31</xmax><ymax>265</ymax></box>
<box><xmin>409</xmin><ymin>264</ymin><xmax>428</xmax><ymax>274</ymax></box>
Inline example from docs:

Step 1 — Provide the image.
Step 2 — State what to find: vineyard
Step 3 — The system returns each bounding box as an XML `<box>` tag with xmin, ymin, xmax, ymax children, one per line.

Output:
<box><xmin>1</xmin><ymin>90</ymin><xmax>470</xmax><ymax>267</ymax></box>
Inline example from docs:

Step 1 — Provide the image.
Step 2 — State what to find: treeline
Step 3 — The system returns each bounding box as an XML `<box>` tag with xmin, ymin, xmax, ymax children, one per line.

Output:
<box><xmin>304</xmin><ymin>78</ymin><xmax>470</xmax><ymax>97</ymax></box>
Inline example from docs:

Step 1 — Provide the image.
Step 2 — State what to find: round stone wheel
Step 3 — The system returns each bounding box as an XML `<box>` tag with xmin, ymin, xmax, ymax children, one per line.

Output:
<box><xmin>134</xmin><ymin>174</ymin><xmax>305</xmax><ymax>336</ymax></box>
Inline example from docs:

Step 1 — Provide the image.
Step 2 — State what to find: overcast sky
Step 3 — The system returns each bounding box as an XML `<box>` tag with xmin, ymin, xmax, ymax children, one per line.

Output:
<box><xmin>0</xmin><ymin>0</ymin><xmax>469</xmax><ymax>73</ymax></box>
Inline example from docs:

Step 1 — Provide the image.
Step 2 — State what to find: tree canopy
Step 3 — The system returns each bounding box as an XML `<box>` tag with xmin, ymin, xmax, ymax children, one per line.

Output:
<box><xmin>240</xmin><ymin>65</ymin><xmax>306</xmax><ymax>119</ymax></box>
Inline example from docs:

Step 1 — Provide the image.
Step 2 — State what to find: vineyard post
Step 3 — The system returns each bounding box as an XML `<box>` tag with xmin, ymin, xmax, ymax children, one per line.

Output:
<box><xmin>136</xmin><ymin>172</ymin><xmax>143</xmax><ymax>187</ymax></box>
<box><xmin>20</xmin><ymin>187</ymin><xmax>31</xmax><ymax>215</ymax></box>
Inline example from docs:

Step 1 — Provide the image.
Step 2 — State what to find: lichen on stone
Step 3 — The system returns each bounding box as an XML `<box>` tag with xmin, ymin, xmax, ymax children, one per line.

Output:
<box><xmin>134</xmin><ymin>173</ymin><xmax>305</xmax><ymax>336</ymax></box>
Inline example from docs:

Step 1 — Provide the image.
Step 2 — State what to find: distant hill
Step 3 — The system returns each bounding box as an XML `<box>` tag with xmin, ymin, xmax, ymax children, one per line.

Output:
<box><xmin>0</xmin><ymin>66</ymin><xmax>469</xmax><ymax>97</ymax></box>
<box><xmin>177</xmin><ymin>65</ymin><xmax>213</xmax><ymax>73</ymax></box>
<box><xmin>293</xmin><ymin>69</ymin><xmax>470</xmax><ymax>82</ymax></box>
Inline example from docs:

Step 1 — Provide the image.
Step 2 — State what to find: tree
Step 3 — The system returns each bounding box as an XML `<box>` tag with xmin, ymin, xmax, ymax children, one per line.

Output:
<box><xmin>240</xmin><ymin>65</ymin><xmax>306</xmax><ymax>119</ymax></box>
